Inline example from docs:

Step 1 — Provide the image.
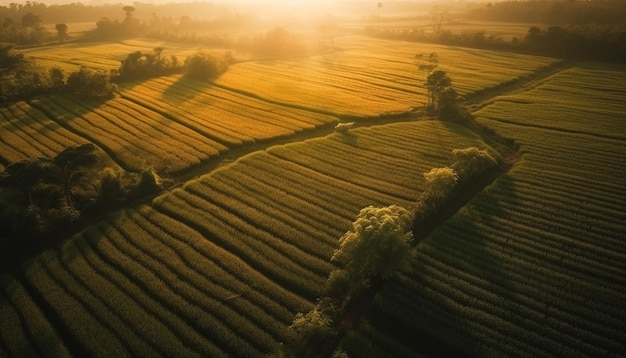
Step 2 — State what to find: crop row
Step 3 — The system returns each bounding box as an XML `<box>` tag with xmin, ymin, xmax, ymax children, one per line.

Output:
<box><xmin>239</xmin><ymin>151</ymin><xmax>396</xmax><ymax>216</ymax></box>
<box><xmin>0</xmin><ymin>274</ymin><xmax>71</xmax><ymax>357</ymax></box>
<box><xmin>0</xmin><ymin>101</ymin><xmax>85</xmax><ymax>164</ymax></box>
<box><xmin>1</xmin><ymin>102</ymin><xmax>84</xmax><ymax>155</ymax></box>
<box><xmin>31</xmin><ymin>94</ymin><xmax>225</xmax><ymax>173</ymax></box>
<box><xmin>374</xmin><ymin>278</ymin><xmax>523</xmax><ymax>358</ymax></box>
<box><xmin>109</xmin><ymin>209</ymin><xmax>295</xmax><ymax>342</ymax></box>
<box><xmin>31</xmin><ymin>96</ymin><xmax>153</xmax><ymax>171</ymax></box>
<box><xmin>122</xmin><ymin>77</ymin><xmax>337</xmax><ymax>146</ymax></box>
<box><xmin>120</xmin><ymin>86</ymin><xmax>253</xmax><ymax>146</ymax></box>
<box><xmin>485</xmin><ymin>67</ymin><xmax>626</xmax><ymax>139</ymax></box>
<box><xmin>418</xmin><ymin>232</ymin><xmax>625</xmax><ymax>339</ymax></box>
<box><xmin>127</xmin><ymin>80</ymin><xmax>298</xmax><ymax>140</ymax></box>
<box><xmin>147</xmin><ymin>75</ymin><xmax>336</xmax><ymax>128</ymax></box>
<box><xmin>216</xmin><ymin>36</ymin><xmax>559</xmax><ymax>116</ymax></box>
<box><xmin>210</xmin><ymin>166</ymin><xmax>346</xmax><ymax>240</ymax></box>
<box><xmin>153</xmin><ymin>189</ymin><xmax>327</xmax><ymax>298</ymax></box>
<box><xmin>132</xmin><ymin>205</ymin><xmax>312</xmax><ymax>314</ymax></box>
<box><xmin>71</xmin><ymin>97</ymin><xmax>223</xmax><ymax>171</ymax></box>
<box><xmin>184</xmin><ymin>177</ymin><xmax>337</xmax><ymax>262</ymax></box>
<box><xmin>99</xmin><ymin>217</ymin><xmax>277</xmax><ymax>356</ymax></box>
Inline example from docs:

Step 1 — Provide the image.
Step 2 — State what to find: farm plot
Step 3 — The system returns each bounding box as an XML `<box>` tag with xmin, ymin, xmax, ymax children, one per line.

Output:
<box><xmin>215</xmin><ymin>35</ymin><xmax>559</xmax><ymax>117</ymax></box>
<box><xmin>19</xmin><ymin>40</ymin><xmax>199</xmax><ymax>72</ymax></box>
<box><xmin>153</xmin><ymin>120</ymin><xmax>490</xmax><ymax>297</ymax></box>
<box><xmin>0</xmin><ymin>275</ymin><xmax>70</xmax><ymax>357</ymax></box>
<box><xmin>1</xmin><ymin>120</ymin><xmax>492</xmax><ymax>355</ymax></box>
<box><xmin>0</xmin><ymin>101</ymin><xmax>87</xmax><ymax>165</ymax></box>
<box><xmin>358</xmin><ymin>65</ymin><xmax>626</xmax><ymax>357</ymax></box>
<box><xmin>29</xmin><ymin>95</ymin><xmax>227</xmax><ymax>173</ymax></box>
<box><xmin>13</xmin><ymin>205</ymin><xmax>313</xmax><ymax>357</ymax></box>
<box><xmin>479</xmin><ymin>65</ymin><xmax>626</xmax><ymax>140</ymax></box>
<box><xmin>120</xmin><ymin>75</ymin><xmax>338</xmax><ymax>146</ymax></box>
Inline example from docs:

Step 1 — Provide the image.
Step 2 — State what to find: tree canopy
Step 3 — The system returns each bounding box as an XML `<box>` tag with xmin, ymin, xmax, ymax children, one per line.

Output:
<box><xmin>328</xmin><ymin>205</ymin><xmax>414</xmax><ymax>298</ymax></box>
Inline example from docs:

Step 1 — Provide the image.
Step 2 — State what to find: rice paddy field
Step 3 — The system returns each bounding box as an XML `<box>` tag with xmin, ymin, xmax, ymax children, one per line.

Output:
<box><xmin>19</xmin><ymin>39</ymin><xmax>204</xmax><ymax>73</ymax></box>
<box><xmin>355</xmin><ymin>64</ymin><xmax>626</xmax><ymax>356</ymax></box>
<box><xmin>1</xmin><ymin>32</ymin><xmax>625</xmax><ymax>357</ymax></box>
<box><xmin>1</xmin><ymin>121</ymin><xmax>489</xmax><ymax>356</ymax></box>
<box><xmin>215</xmin><ymin>35</ymin><xmax>559</xmax><ymax>117</ymax></box>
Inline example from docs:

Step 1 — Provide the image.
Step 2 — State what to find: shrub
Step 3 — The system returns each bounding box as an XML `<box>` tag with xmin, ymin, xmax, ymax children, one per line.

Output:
<box><xmin>423</xmin><ymin>167</ymin><xmax>458</xmax><ymax>199</ymax></box>
<box><xmin>452</xmin><ymin>147</ymin><xmax>499</xmax><ymax>178</ymax></box>
<box><xmin>184</xmin><ymin>52</ymin><xmax>229</xmax><ymax>81</ymax></box>
<box><xmin>131</xmin><ymin>168</ymin><xmax>163</xmax><ymax>198</ymax></box>
<box><xmin>65</xmin><ymin>67</ymin><xmax>113</xmax><ymax>98</ymax></box>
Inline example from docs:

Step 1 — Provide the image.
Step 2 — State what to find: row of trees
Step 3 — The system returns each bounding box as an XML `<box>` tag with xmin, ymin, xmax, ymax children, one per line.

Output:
<box><xmin>369</xmin><ymin>23</ymin><xmax>626</xmax><ymax>62</ymax></box>
<box><xmin>1</xmin><ymin>43</ymin><xmax>235</xmax><ymax>103</ymax></box>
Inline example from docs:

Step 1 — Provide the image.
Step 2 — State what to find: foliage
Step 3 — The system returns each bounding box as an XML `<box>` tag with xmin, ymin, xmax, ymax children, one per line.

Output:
<box><xmin>54</xmin><ymin>23</ymin><xmax>68</xmax><ymax>42</ymax></box>
<box><xmin>114</xmin><ymin>47</ymin><xmax>183</xmax><ymax>81</ymax></box>
<box><xmin>451</xmin><ymin>147</ymin><xmax>498</xmax><ymax>178</ymax></box>
<box><xmin>329</xmin><ymin>205</ymin><xmax>414</xmax><ymax>298</ymax></box>
<box><xmin>288</xmin><ymin>298</ymin><xmax>338</xmax><ymax>358</ymax></box>
<box><xmin>184</xmin><ymin>52</ymin><xmax>232</xmax><ymax>81</ymax></box>
<box><xmin>0</xmin><ymin>43</ymin><xmax>66</xmax><ymax>102</ymax></box>
<box><xmin>0</xmin><ymin>144</ymin><xmax>98</xmax><ymax>246</ymax></box>
<box><xmin>0</xmin><ymin>143</ymin><xmax>167</xmax><ymax>255</ymax></box>
<box><xmin>423</xmin><ymin>167</ymin><xmax>458</xmax><ymax>199</ymax></box>
<box><xmin>65</xmin><ymin>67</ymin><xmax>113</xmax><ymax>98</ymax></box>
<box><xmin>0</xmin><ymin>12</ymin><xmax>47</xmax><ymax>44</ymax></box>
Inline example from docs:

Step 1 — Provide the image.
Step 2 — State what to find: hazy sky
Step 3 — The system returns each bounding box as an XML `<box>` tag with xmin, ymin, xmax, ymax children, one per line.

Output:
<box><xmin>0</xmin><ymin>0</ymin><xmax>438</xmax><ymax>5</ymax></box>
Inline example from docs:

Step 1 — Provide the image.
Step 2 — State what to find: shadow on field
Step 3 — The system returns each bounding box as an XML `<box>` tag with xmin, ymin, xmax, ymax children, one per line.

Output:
<box><xmin>370</xmin><ymin>171</ymin><xmax>522</xmax><ymax>356</ymax></box>
<box><xmin>162</xmin><ymin>76</ymin><xmax>214</xmax><ymax>105</ymax></box>
<box><xmin>419</xmin><ymin>173</ymin><xmax>521</xmax><ymax>356</ymax></box>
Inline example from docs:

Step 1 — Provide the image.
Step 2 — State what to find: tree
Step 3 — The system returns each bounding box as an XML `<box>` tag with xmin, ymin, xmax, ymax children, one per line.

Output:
<box><xmin>122</xmin><ymin>5</ymin><xmax>135</xmax><ymax>20</ymax></box>
<box><xmin>416</xmin><ymin>52</ymin><xmax>438</xmax><ymax>108</ymax></box>
<box><xmin>184</xmin><ymin>52</ymin><xmax>229</xmax><ymax>81</ymax></box>
<box><xmin>288</xmin><ymin>298</ymin><xmax>338</xmax><ymax>358</ymax></box>
<box><xmin>55</xmin><ymin>23</ymin><xmax>68</xmax><ymax>42</ymax></box>
<box><xmin>377</xmin><ymin>2</ymin><xmax>383</xmax><ymax>18</ymax></box>
<box><xmin>328</xmin><ymin>205</ymin><xmax>413</xmax><ymax>298</ymax></box>
<box><xmin>65</xmin><ymin>67</ymin><xmax>113</xmax><ymax>98</ymax></box>
<box><xmin>426</xmin><ymin>70</ymin><xmax>452</xmax><ymax>112</ymax></box>
<box><xmin>423</xmin><ymin>167</ymin><xmax>458</xmax><ymax>198</ymax></box>
<box><xmin>21</xmin><ymin>12</ymin><xmax>41</xmax><ymax>28</ymax></box>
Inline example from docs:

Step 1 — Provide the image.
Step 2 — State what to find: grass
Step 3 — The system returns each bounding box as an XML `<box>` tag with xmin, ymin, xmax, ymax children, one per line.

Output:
<box><xmin>366</xmin><ymin>64</ymin><xmax>626</xmax><ymax>356</ymax></box>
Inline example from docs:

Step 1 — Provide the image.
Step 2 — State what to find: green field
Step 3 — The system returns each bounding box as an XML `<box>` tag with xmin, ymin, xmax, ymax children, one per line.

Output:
<box><xmin>1</xmin><ymin>32</ymin><xmax>625</xmax><ymax>357</ymax></box>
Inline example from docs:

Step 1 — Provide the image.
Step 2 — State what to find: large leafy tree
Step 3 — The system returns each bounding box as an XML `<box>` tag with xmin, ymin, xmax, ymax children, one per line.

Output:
<box><xmin>328</xmin><ymin>205</ymin><xmax>414</xmax><ymax>298</ymax></box>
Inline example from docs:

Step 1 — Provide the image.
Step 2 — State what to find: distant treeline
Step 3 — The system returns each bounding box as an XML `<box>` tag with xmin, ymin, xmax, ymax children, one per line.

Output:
<box><xmin>0</xmin><ymin>2</ymin><xmax>230</xmax><ymax>25</ymax></box>
<box><xmin>466</xmin><ymin>0</ymin><xmax>626</xmax><ymax>25</ymax></box>
<box><xmin>367</xmin><ymin>24</ymin><xmax>626</xmax><ymax>62</ymax></box>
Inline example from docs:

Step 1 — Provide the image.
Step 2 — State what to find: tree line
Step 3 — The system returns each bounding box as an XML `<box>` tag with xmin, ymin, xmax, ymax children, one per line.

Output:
<box><xmin>0</xmin><ymin>42</ymin><xmax>236</xmax><ymax>103</ymax></box>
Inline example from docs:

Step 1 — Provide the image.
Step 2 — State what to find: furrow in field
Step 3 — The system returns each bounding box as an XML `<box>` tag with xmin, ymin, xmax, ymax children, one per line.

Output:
<box><xmin>76</xmin><ymin>231</ymin><xmax>225</xmax><ymax>357</ymax></box>
<box><xmin>134</xmin><ymin>205</ymin><xmax>313</xmax><ymax>314</ymax></box>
